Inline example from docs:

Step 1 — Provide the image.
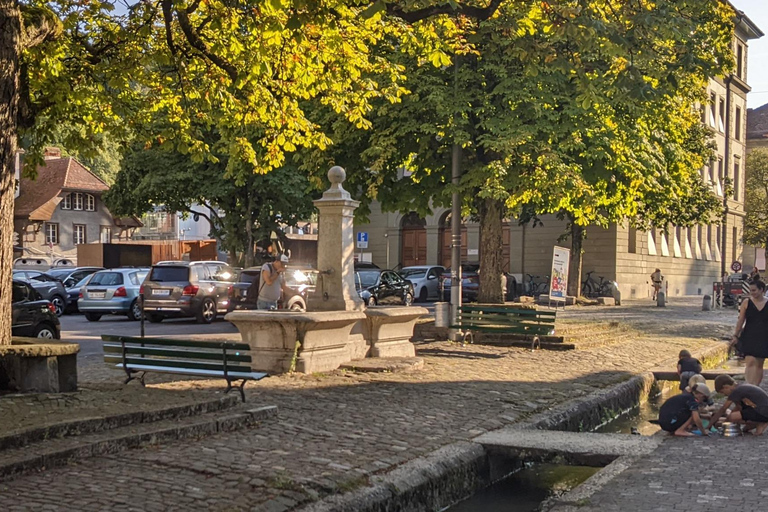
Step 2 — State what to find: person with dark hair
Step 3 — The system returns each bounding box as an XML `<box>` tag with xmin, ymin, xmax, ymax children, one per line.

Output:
<box><xmin>677</xmin><ymin>349</ymin><xmax>702</xmax><ymax>391</ymax></box>
<box><xmin>732</xmin><ymin>280</ymin><xmax>768</xmax><ymax>386</ymax></box>
<box><xmin>749</xmin><ymin>267</ymin><xmax>761</xmax><ymax>284</ymax></box>
<box><xmin>710</xmin><ymin>375</ymin><xmax>768</xmax><ymax>435</ymax></box>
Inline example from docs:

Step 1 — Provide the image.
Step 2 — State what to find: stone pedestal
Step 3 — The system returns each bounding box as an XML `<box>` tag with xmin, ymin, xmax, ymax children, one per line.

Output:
<box><xmin>227</xmin><ymin>310</ymin><xmax>366</xmax><ymax>373</ymax></box>
<box><xmin>364</xmin><ymin>307</ymin><xmax>428</xmax><ymax>358</ymax></box>
<box><xmin>307</xmin><ymin>166</ymin><xmax>365</xmax><ymax>313</ymax></box>
<box><xmin>0</xmin><ymin>339</ymin><xmax>79</xmax><ymax>393</ymax></box>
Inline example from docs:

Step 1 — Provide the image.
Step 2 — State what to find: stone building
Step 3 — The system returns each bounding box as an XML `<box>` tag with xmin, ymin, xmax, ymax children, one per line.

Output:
<box><xmin>13</xmin><ymin>148</ymin><xmax>139</xmax><ymax>261</ymax></box>
<box><xmin>352</xmin><ymin>8</ymin><xmax>763</xmax><ymax>299</ymax></box>
<box><xmin>742</xmin><ymin>101</ymin><xmax>768</xmax><ymax>270</ymax></box>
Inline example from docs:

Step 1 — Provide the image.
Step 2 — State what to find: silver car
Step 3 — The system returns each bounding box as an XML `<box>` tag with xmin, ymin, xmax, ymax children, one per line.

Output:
<box><xmin>399</xmin><ymin>266</ymin><xmax>445</xmax><ymax>302</ymax></box>
<box><xmin>78</xmin><ymin>268</ymin><xmax>149</xmax><ymax>322</ymax></box>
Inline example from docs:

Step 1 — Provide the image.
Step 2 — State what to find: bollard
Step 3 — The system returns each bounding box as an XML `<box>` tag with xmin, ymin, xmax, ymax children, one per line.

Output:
<box><xmin>657</xmin><ymin>290</ymin><xmax>666</xmax><ymax>307</ymax></box>
<box><xmin>612</xmin><ymin>288</ymin><xmax>622</xmax><ymax>306</ymax></box>
<box><xmin>434</xmin><ymin>302</ymin><xmax>451</xmax><ymax>328</ymax></box>
<box><xmin>702</xmin><ymin>294</ymin><xmax>712</xmax><ymax>311</ymax></box>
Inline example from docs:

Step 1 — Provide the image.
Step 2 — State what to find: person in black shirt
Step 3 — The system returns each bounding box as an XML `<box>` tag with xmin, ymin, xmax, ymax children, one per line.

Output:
<box><xmin>658</xmin><ymin>384</ymin><xmax>712</xmax><ymax>436</ymax></box>
<box><xmin>677</xmin><ymin>350</ymin><xmax>703</xmax><ymax>390</ymax></box>
<box><xmin>711</xmin><ymin>375</ymin><xmax>768</xmax><ymax>435</ymax></box>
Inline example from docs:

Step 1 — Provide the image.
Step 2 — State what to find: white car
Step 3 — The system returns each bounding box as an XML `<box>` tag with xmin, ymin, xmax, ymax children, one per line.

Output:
<box><xmin>399</xmin><ymin>266</ymin><xmax>446</xmax><ymax>302</ymax></box>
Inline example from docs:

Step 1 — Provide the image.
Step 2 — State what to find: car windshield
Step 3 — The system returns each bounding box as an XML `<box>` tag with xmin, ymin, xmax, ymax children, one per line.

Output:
<box><xmin>149</xmin><ymin>266</ymin><xmax>189</xmax><ymax>282</ymax></box>
<box><xmin>89</xmin><ymin>272</ymin><xmax>124</xmax><ymax>286</ymax></box>
<box><xmin>129</xmin><ymin>271</ymin><xmax>148</xmax><ymax>285</ymax></box>
<box><xmin>286</xmin><ymin>270</ymin><xmax>316</xmax><ymax>287</ymax></box>
<box><xmin>357</xmin><ymin>271</ymin><xmax>380</xmax><ymax>288</ymax></box>
<box><xmin>46</xmin><ymin>269</ymin><xmax>72</xmax><ymax>279</ymax></box>
<box><xmin>400</xmin><ymin>269</ymin><xmax>427</xmax><ymax>279</ymax></box>
<box><xmin>239</xmin><ymin>271</ymin><xmax>260</xmax><ymax>284</ymax></box>
<box><xmin>74</xmin><ymin>275</ymin><xmax>93</xmax><ymax>288</ymax></box>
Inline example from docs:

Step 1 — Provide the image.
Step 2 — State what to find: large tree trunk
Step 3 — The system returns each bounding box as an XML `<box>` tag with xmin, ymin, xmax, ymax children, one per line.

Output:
<box><xmin>567</xmin><ymin>222</ymin><xmax>585</xmax><ymax>298</ymax></box>
<box><xmin>477</xmin><ymin>197</ymin><xmax>504</xmax><ymax>304</ymax></box>
<box><xmin>0</xmin><ymin>0</ymin><xmax>21</xmax><ymax>345</ymax></box>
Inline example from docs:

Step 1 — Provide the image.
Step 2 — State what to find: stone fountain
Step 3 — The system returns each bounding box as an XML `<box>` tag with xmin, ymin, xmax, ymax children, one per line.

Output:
<box><xmin>227</xmin><ymin>167</ymin><xmax>427</xmax><ymax>373</ymax></box>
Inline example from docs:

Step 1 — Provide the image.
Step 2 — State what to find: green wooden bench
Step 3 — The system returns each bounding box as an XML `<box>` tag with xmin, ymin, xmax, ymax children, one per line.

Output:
<box><xmin>102</xmin><ymin>335</ymin><xmax>267</xmax><ymax>401</ymax></box>
<box><xmin>450</xmin><ymin>305</ymin><xmax>556</xmax><ymax>348</ymax></box>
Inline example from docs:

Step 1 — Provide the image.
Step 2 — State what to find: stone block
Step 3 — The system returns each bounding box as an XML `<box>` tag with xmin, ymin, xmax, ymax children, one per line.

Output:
<box><xmin>0</xmin><ymin>339</ymin><xmax>79</xmax><ymax>393</ymax></box>
<box><xmin>596</xmin><ymin>297</ymin><xmax>615</xmax><ymax>306</ymax></box>
<box><xmin>538</xmin><ymin>295</ymin><xmax>576</xmax><ymax>305</ymax></box>
<box><xmin>364</xmin><ymin>307</ymin><xmax>428</xmax><ymax>358</ymax></box>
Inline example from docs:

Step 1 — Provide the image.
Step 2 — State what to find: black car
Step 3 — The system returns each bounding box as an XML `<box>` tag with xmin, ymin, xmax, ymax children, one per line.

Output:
<box><xmin>355</xmin><ymin>269</ymin><xmax>414</xmax><ymax>306</ymax></box>
<box><xmin>12</xmin><ymin>270</ymin><xmax>68</xmax><ymax>316</ymax></box>
<box><xmin>46</xmin><ymin>266</ymin><xmax>104</xmax><ymax>289</ymax></box>
<box><xmin>228</xmin><ymin>266</ymin><xmax>319</xmax><ymax>312</ymax></box>
<box><xmin>12</xmin><ymin>280</ymin><xmax>61</xmax><ymax>339</ymax></box>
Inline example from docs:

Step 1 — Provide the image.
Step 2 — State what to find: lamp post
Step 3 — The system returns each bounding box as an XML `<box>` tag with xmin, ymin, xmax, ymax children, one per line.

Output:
<box><xmin>450</xmin><ymin>55</ymin><xmax>462</xmax><ymax>334</ymax></box>
<box><xmin>384</xmin><ymin>233</ymin><xmax>390</xmax><ymax>269</ymax></box>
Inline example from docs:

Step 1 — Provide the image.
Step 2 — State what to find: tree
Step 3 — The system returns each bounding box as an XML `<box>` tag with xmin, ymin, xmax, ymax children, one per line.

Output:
<box><xmin>744</xmin><ymin>149</ymin><xmax>768</xmax><ymax>257</ymax></box>
<box><xmin>105</xmin><ymin>138</ymin><xmax>317</xmax><ymax>268</ymax></box>
<box><xmin>304</xmin><ymin>0</ymin><xmax>734</xmax><ymax>302</ymax></box>
<box><xmin>0</xmin><ymin>0</ymin><xmax>491</xmax><ymax>344</ymax></box>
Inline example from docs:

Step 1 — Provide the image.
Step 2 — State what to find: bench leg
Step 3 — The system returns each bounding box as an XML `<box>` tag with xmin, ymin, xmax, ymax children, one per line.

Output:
<box><xmin>530</xmin><ymin>335</ymin><xmax>541</xmax><ymax>352</ymax></box>
<box><xmin>139</xmin><ymin>371</ymin><xmax>147</xmax><ymax>387</ymax></box>
<box><xmin>225</xmin><ymin>379</ymin><xmax>247</xmax><ymax>402</ymax></box>
<box><xmin>461</xmin><ymin>331</ymin><xmax>474</xmax><ymax>346</ymax></box>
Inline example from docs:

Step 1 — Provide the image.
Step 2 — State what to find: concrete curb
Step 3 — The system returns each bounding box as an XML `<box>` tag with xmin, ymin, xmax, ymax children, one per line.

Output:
<box><xmin>0</xmin><ymin>395</ymin><xmax>240</xmax><ymax>452</ymax></box>
<box><xmin>0</xmin><ymin>405</ymin><xmax>278</xmax><ymax>482</ymax></box>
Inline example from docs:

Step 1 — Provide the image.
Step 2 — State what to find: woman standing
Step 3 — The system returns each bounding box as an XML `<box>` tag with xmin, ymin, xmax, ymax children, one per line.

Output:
<box><xmin>732</xmin><ymin>280</ymin><xmax>768</xmax><ymax>385</ymax></box>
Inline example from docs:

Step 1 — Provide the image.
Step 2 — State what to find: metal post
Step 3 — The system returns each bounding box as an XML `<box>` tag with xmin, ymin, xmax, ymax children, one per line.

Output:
<box><xmin>139</xmin><ymin>291</ymin><xmax>145</xmax><ymax>338</ymax></box>
<box><xmin>450</xmin><ymin>56</ymin><xmax>462</xmax><ymax>332</ymax></box>
<box><xmin>385</xmin><ymin>233</ymin><xmax>390</xmax><ymax>270</ymax></box>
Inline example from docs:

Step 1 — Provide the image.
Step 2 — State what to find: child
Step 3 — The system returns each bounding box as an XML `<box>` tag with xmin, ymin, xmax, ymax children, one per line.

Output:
<box><xmin>710</xmin><ymin>375</ymin><xmax>768</xmax><ymax>435</ymax></box>
<box><xmin>658</xmin><ymin>384</ymin><xmax>712</xmax><ymax>437</ymax></box>
<box><xmin>685</xmin><ymin>375</ymin><xmax>715</xmax><ymax>419</ymax></box>
<box><xmin>677</xmin><ymin>350</ymin><xmax>703</xmax><ymax>390</ymax></box>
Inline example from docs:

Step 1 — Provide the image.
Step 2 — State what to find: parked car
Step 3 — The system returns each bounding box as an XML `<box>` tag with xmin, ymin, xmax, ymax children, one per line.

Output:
<box><xmin>354</xmin><ymin>262</ymin><xmax>380</xmax><ymax>270</ymax></box>
<box><xmin>12</xmin><ymin>270</ymin><xmax>68</xmax><ymax>316</ymax></box>
<box><xmin>65</xmin><ymin>274</ymin><xmax>95</xmax><ymax>314</ymax></box>
<box><xmin>12</xmin><ymin>279</ymin><xmax>61</xmax><ymax>339</ymax></box>
<box><xmin>78</xmin><ymin>268</ymin><xmax>149</xmax><ymax>321</ymax></box>
<box><xmin>399</xmin><ymin>266</ymin><xmax>445</xmax><ymax>302</ymax></box>
<box><xmin>439</xmin><ymin>264</ymin><xmax>518</xmax><ymax>302</ymax></box>
<box><xmin>141</xmin><ymin>261</ymin><xmax>235</xmax><ymax>323</ymax></box>
<box><xmin>46</xmin><ymin>266</ymin><xmax>104</xmax><ymax>289</ymax></box>
<box><xmin>355</xmin><ymin>269</ymin><xmax>414</xmax><ymax>306</ymax></box>
<box><xmin>228</xmin><ymin>266</ymin><xmax>319</xmax><ymax>312</ymax></box>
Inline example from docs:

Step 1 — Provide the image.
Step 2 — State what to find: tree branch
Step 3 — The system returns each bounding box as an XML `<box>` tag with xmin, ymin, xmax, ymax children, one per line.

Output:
<box><xmin>161</xmin><ymin>0</ymin><xmax>176</xmax><ymax>55</ymax></box>
<box><xmin>385</xmin><ymin>0</ymin><xmax>504</xmax><ymax>23</ymax></box>
<box><xmin>175</xmin><ymin>7</ymin><xmax>238</xmax><ymax>81</ymax></box>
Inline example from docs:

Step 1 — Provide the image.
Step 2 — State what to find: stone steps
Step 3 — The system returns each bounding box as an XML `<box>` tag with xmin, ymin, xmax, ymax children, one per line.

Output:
<box><xmin>0</xmin><ymin>405</ymin><xmax>277</xmax><ymax>482</ymax></box>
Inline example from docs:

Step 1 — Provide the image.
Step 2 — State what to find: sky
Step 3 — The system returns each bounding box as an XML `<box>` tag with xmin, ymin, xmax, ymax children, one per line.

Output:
<box><xmin>731</xmin><ymin>0</ymin><xmax>768</xmax><ymax>109</ymax></box>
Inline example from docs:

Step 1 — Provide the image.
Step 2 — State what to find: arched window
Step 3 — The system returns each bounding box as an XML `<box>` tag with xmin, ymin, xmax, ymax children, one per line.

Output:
<box><xmin>85</xmin><ymin>194</ymin><xmax>95</xmax><ymax>211</ymax></box>
<box><xmin>60</xmin><ymin>194</ymin><xmax>72</xmax><ymax>210</ymax></box>
<box><xmin>73</xmin><ymin>193</ymin><xmax>83</xmax><ymax>210</ymax></box>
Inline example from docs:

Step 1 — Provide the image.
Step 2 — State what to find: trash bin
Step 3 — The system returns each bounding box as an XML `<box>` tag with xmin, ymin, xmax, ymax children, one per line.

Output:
<box><xmin>657</xmin><ymin>290</ymin><xmax>666</xmax><ymax>307</ymax></box>
<box><xmin>703</xmin><ymin>295</ymin><xmax>712</xmax><ymax>311</ymax></box>
<box><xmin>434</xmin><ymin>302</ymin><xmax>451</xmax><ymax>328</ymax></box>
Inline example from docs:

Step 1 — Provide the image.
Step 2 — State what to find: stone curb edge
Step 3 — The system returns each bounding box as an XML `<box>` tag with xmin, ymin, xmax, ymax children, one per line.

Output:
<box><xmin>0</xmin><ymin>395</ymin><xmax>241</xmax><ymax>452</ymax></box>
<box><xmin>298</xmin><ymin>341</ymin><xmax>731</xmax><ymax>511</ymax></box>
<box><xmin>0</xmin><ymin>406</ymin><xmax>278</xmax><ymax>482</ymax></box>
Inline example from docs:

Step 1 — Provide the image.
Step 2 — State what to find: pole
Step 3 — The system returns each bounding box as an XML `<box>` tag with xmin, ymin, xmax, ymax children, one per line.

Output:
<box><xmin>139</xmin><ymin>291</ymin><xmax>145</xmax><ymax>338</ymax></box>
<box><xmin>450</xmin><ymin>55</ymin><xmax>462</xmax><ymax>330</ymax></box>
<box><xmin>385</xmin><ymin>233</ymin><xmax>390</xmax><ymax>269</ymax></box>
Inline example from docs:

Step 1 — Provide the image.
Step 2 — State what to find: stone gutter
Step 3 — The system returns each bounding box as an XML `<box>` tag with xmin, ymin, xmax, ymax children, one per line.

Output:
<box><xmin>298</xmin><ymin>342</ymin><xmax>731</xmax><ymax>512</ymax></box>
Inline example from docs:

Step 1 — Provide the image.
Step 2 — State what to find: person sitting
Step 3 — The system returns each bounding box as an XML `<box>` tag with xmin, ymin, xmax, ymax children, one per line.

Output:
<box><xmin>684</xmin><ymin>375</ymin><xmax>715</xmax><ymax>419</ymax></box>
<box><xmin>677</xmin><ymin>350</ymin><xmax>703</xmax><ymax>391</ymax></box>
<box><xmin>710</xmin><ymin>375</ymin><xmax>768</xmax><ymax>435</ymax></box>
<box><xmin>658</xmin><ymin>384</ymin><xmax>712</xmax><ymax>437</ymax></box>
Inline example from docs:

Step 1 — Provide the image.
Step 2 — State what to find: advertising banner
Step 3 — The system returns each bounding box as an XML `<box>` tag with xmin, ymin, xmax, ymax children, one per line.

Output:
<box><xmin>549</xmin><ymin>246</ymin><xmax>571</xmax><ymax>301</ymax></box>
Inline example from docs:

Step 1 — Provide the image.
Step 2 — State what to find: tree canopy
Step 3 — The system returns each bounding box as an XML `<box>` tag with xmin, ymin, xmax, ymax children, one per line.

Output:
<box><xmin>744</xmin><ymin>149</ymin><xmax>768</xmax><ymax>251</ymax></box>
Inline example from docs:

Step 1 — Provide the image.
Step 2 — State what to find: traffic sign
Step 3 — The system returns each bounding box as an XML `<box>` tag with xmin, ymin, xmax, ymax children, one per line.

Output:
<box><xmin>356</xmin><ymin>232</ymin><xmax>369</xmax><ymax>249</ymax></box>
<box><xmin>731</xmin><ymin>261</ymin><xmax>742</xmax><ymax>273</ymax></box>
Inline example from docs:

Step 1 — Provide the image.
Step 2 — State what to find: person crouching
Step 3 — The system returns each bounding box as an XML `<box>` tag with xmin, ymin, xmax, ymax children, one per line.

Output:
<box><xmin>710</xmin><ymin>375</ymin><xmax>768</xmax><ymax>435</ymax></box>
<box><xmin>658</xmin><ymin>384</ymin><xmax>712</xmax><ymax>437</ymax></box>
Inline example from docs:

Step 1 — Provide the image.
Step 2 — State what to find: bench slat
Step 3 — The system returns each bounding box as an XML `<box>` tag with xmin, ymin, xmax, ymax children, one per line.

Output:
<box><xmin>456</xmin><ymin>314</ymin><xmax>554</xmax><ymax>324</ymax></box>
<box><xmin>103</xmin><ymin>344</ymin><xmax>252</xmax><ymax>363</ymax></box>
<box><xmin>101</xmin><ymin>335</ymin><xmax>250</xmax><ymax>351</ymax></box>
<box><xmin>104</xmin><ymin>355</ymin><xmax>253</xmax><ymax>373</ymax></box>
<box><xmin>115</xmin><ymin>364</ymin><xmax>267</xmax><ymax>381</ymax></box>
<box><xmin>459</xmin><ymin>306</ymin><xmax>556</xmax><ymax>318</ymax></box>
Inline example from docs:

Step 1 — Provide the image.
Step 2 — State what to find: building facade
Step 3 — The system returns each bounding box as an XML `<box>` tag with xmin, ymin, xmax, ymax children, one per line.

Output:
<box><xmin>352</xmin><ymin>9</ymin><xmax>763</xmax><ymax>299</ymax></box>
<box><xmin>13</xmin><ymin>149</ymin><xmax>138</xmax><ymax>261</ymax></box>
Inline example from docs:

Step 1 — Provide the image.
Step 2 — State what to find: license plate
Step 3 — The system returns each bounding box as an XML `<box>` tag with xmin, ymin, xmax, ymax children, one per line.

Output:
<box><xmin>90</xmin><ymin>292</ymin><xmax>106</xmax><ymax>299</ymax></box>
<box><xmin>153</xmin><ymin>289</ymin><xmax>171</xmax><ymax>297</ymax></box>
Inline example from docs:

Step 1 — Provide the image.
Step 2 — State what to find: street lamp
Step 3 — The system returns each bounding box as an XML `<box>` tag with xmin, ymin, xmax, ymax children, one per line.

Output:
<box><xmin>384</xmin><ymin>233</ymin><xmax>390</xmax><ymax>269</ymax></box>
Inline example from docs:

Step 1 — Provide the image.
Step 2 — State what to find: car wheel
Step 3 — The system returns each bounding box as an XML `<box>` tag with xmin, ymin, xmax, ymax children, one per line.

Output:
<box><xmin>34</xmin><ymin>324</ymin><xmax>57</xmax><ymax>339</ymax></box>
<box><xmin>197</xmin><ymin>298</ymin><xmax>216</xmax><ymax>324</ymax></box>
<box><xmin>147</xmin><ymin>313</ymin><xmax>164</xmax><ymax>323</ymax></box>
<box><xmin>85</xmin><ymin>313</ymin><xmax>102</xmax><ymax>322</ymax></box>
<box><xmin>289</xmin><ymin>301</ymin><xmax>305</xmax><ymax>312</ymax></box>
<box><xmin>50</xmin><ymin>295</ymin><xmax>65</xmax><ymax>317</ymax></box>
<box><xmin>418</xmin><ymin>287</ymin><xmax>428</xmax><ymax>303</ymax></box>
<box><xmin>404</xmin><ymin>292</ymin><xmax>414</xmax><ymax>307</ymax></box>
<box><xmin>128</xmin><ymin>300</ymin><xmax>143</xmax><ymax>321</ymax></box>
<box><xmin>366</xmin><ymin>296</ymin><xmax>377</xmax><ymax>307</ymax></box>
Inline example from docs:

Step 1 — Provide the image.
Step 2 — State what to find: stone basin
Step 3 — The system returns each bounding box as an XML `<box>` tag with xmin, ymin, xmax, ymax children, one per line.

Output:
<box><xmin>226</xmin><ymin>310</ymin><xmax>366</xmax><ymax>374</ymax></box>
<box><xmin>0</xmin><ymin>338</ymin><xmax>80</xmax><ymax>393</ymax></box>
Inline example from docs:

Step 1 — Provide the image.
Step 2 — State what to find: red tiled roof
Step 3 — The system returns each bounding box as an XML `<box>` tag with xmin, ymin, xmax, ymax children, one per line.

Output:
<box><xmin>747</xmin><ymin>102</ymin><xmax>768</xmax><ymax>139</ymax></box>
<box><xmin>14</xmin><ymin>157</ymin><xmax>109</xmax><ymax>220</ymax></box>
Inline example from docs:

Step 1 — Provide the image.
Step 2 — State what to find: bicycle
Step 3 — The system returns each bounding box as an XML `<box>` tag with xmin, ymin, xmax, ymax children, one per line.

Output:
<box><xmin>524</xmin><ymin>274</ymin><xmax>550</xmax><ymax>298</ymax></box>
<box><xmin>582</xmin><ymin>271</ymin><xmax>615</xmax><ymax>298</ymax></box>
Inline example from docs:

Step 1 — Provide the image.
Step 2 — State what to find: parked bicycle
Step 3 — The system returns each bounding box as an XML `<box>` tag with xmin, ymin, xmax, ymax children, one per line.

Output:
<box><xmin>524</xmin><ymin>274</ymin><xmax>550</xmax><ymax>297</ymax></box>
<box><xmin>581</xmin><ymin>271</ymin><xmax>615</xmax><ymax>298</ymax></box>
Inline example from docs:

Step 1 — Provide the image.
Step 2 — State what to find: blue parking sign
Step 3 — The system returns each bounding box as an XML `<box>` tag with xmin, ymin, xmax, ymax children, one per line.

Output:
<box><xmin>357</xmin><ymin>232</ymin><xmax>369</xmax><ymax>248</ymax></box>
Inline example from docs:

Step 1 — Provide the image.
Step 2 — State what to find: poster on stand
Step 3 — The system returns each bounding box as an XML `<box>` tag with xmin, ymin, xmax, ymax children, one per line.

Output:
<box><xmin>549</xmin><ymin>246</ymin><xmax>570</xmax><ymax>302</ymax></box>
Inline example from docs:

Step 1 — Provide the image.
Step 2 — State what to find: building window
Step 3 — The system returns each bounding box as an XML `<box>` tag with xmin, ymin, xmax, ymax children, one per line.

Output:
<box><xmin>73</xmin><ymin>192</ymin><xmax>83</xmax><ymax>211</ymax></box>
<box><xmin>60</xmin><ymin>194</ymin><xmax>71</xmax><ymax>210</ymax></box>
<box><xmin>73</xmin><ymin>224</ymin><xmax>86</xmax><ymax>245</ymax></box>
<box><xmin>45</xmin><ymin>223</ymin><xmax>59</xmax><ymax>245</ymax></box>
<box><xmin>735</xmin><ymin>107</ymin><xmax>742</xmax><ymax>141</ymax></box>
<box><xmin>628</xmin><ymin>227</ymin><xmax>637</xmax><ymax>254</ymax></box>
<box><xmin>100</xmin><ymin>226</ymin><xmax>112</xmax><ymax>243</ymax></box>
<box><xmin>734</xmin><ymin>162</ymin><xmax>740</xmax><ymax>201</ymax></box>
<box><xmin>85</xmin><ymin>194</ymin><xmax>95</xmax><ymax>211</ymax></box>
<box><xmin>737</xmin><ymin>44</ymin><xmax>744</xmax><ymax>79</ymax></box>
<box><xmin>709</xmin><ymin>94</ymin><xmax>717</xmax><ymax>128</ymax></box>
<box><xmin>718</xmin><ymin>98</ymin><xmax>725</xmax><ymax>132</ymax></box>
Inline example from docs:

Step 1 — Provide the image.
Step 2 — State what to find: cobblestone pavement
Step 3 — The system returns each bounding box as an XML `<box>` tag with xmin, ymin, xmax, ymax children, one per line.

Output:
<box><xmin>1</xmin><ymin>298</ymin><xmax>739</xmax><ymax>511</ymax></box>
<box><xmin>552</xmin><ymin>375</ymin><xmax>768</xmax><ymax>512</ymax></box>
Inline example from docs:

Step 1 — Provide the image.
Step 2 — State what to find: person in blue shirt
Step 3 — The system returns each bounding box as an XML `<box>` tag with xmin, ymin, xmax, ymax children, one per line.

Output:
<box><xmin>658</xmin><ymin>384</ymin><xmax>712</xmax><ymax>437</ymax></box>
